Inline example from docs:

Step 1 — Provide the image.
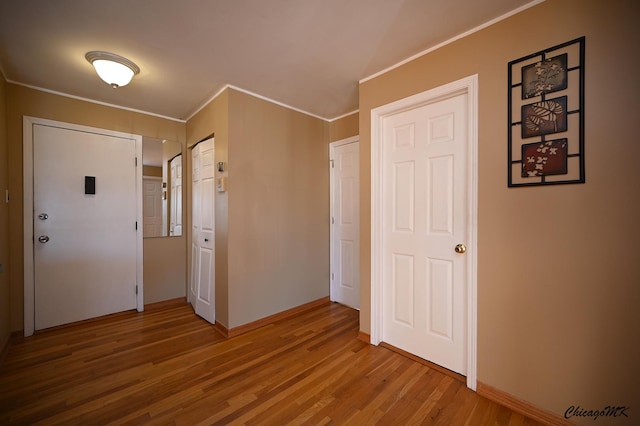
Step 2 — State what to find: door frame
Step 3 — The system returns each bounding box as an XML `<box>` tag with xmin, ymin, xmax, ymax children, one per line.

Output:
<box><xmin>23</xmin><ymin>116</ymin><xmax>144</xmax><ymax>337</ymax></box>
<box><xmin>329</xmin><ymin>136</ymin><xmax>360</xmax><ymax>307</ymax></box>
<box><xmin>370</xmin><ymin>75</ymin><xmax>478</xmax><ymax>390</ymax></box>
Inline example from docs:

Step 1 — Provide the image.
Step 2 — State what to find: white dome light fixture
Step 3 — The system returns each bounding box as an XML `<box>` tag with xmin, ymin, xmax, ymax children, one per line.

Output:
<box><xmin>85</xmin><ymin>51</ymin><xmax>140</xmax><ymax>88</ymax></box>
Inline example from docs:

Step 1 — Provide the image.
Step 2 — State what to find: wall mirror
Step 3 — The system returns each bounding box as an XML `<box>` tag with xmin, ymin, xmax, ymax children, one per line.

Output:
<box><xmin>142</xmin><ymin>137</ymin><xmax>183</xmax><ymax>237</ymax></box>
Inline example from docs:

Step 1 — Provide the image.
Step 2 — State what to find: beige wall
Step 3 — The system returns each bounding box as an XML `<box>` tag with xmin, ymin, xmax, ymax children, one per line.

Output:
<box><xmin>0</xmin><ymin>72</ymin><xmax>9</xmax><ymax>348</ymax></box>
<box><xmin>186</xmin><ymin>88</ymin><xmax>330</xmax><ymax>329</ymax></box>
<box><xmin>6</xmin><ymin>84</ymin><xmax>188</xmax><ymax>330</ymax></box>
<box><xmin>329</xmin><ymin>111</ymin><xmax>359</xmax><ymax>142</ymax></box>
<box><xmin>359</xmin><ymin>0</ymin><xmax>640</xmax><ymax>420</ymax></box>
<box><xmin>142</xmin><ymin>165</ymin><xmax>162</xmax><ymax>177</ymax></box>
<box><xmin>143</xmin><ymin>236</ymin><xmax>186</xmax><ymax>304</ymax></box>
<box><xmin>227</xmin><ymin>89</ymin><xmax>329</xmax><ymax>328</ymax></box>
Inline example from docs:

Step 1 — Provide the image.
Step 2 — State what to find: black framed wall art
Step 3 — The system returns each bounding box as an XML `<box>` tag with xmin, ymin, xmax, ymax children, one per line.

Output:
<box><xmin>508</xmin><ymin>37</ymin><xmax>585</xmax><ymax>187</ymax></box>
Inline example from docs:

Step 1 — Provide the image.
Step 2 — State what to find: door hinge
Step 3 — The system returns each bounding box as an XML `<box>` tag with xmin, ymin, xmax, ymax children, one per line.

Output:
<box><xmin>331</xmin><ymin>217</ymin><xmax>335</xmax><ymax>224</ymax></box>
<box><xmin>135</xmin><ymin>285</ymin><xmax>138</xmax><ymax>295</ymax></box>
<box><xmin>330</xmin><ymin>159</ymin><xmax>334</xmax><ymax>168</ymax></box>
<box><xmin>331</xmin><ymin>273</ymin><xmax>334</xmax><ymax>280</ymax></box>
<box><xmin>135</xmin><ymin>157</ymin><xmax>138</xmax><ymax>167</ymax></box>
<box><xmin>135</xmin><ymin>221</ymin><xmax>138</xmax><ymax>230</ymax></box>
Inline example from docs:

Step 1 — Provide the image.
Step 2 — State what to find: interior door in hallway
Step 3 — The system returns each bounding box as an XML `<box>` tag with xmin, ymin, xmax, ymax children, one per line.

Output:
<box><xmin>143</xmin><ymin>177</ymin><xmax>163</xmax><ymax>237</ymax></box>
<box><xmin>170</xmin><ymin>154</ymin><xmax>183</xmax><ymax>236</ymax></box>
<box><xmin>381</xmin><ymin>93</ymin><xmax>469</xmax><ymax>375</ymax></box>
<box><xmin>33</xmin><ymin>123</ymin><xmax>139</xmax><ymax>330</ymax></box>
<box><xmin>190</xmin><ymin>138</ymin><xmax>215</xmax><ymax>324</ymax></box>
<box><xmin>330</xmin><ymin>138</ymin><xmax>360</xmax><ymax>309</ymax></box>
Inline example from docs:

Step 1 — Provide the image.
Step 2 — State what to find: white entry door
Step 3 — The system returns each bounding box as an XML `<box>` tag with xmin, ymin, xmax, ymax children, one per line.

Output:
<box><xmin>169</xmin><ymin>154</ymin><xmax>183</xmax><ymax>236</ymax></box>
<box><xmin>381</xmin><ymin>92</ymin><xmax>470</xmax><ymax>375</ymax></box>
<box><xmin>330</xmin><ymin>138</ymin><xmax>360</xmax><ymax>309</ymax></box>
<box><xmin>190</xmin><ymin>138</ymin><xmax>215</xmax><ymax>323</ymax></box>
<box><xmin>32</xmin><ymin>123</ymin><xmax>139</xmax><ymax>330</ymax></box>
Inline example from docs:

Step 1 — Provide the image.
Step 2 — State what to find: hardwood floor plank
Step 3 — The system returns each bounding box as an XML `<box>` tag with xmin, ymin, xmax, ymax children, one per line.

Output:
<box><xmin>0</xmin><ymin>302</ymin><xmax>547</xmax><ymax>425</ymax></box>
<box><xmin>437</xmin><ymin>382</ymin><xmax>482</xmax><ymax>425</ymax></box>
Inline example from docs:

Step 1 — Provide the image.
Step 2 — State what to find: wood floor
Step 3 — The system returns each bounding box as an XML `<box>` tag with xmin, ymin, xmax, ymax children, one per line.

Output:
<box><xmin>0</xmin><ymin>302</ymin><xmax>545</xmax><ymax>425</ymax></box>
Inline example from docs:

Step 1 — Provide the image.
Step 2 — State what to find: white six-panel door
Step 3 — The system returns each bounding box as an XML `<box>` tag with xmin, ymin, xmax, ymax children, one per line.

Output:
<box><xmin>381</xmin><ymin>93</ymin><xmax>469</xmax><ymax>375</ymax></box>
<box><xmin>371</xmin><ymin>76</ymin><xmax>478</xmax><ymax>389</ymax></box>
<box><xmin>33</xmin><ymin>124</ymin><xmax>139</xmax><ymax>330</ymax></box>
<box><xmin>190</xmin><ymin>139</ymin><xmax>215</xmax><ymax>324</ymax></box>
<box><xmin>170</xmin><ymin>154</ymin><xmax>183</xmax><ymax>236</ymax></box>
<box><xmin>330</xmin><ymin>138</ymin><xmax>360</xmax><ymax>309</ymax></box>
<box><xmin>143</xmin><ymin>177</ymin><xmax>163</xmax><ymax>237</ymax></box>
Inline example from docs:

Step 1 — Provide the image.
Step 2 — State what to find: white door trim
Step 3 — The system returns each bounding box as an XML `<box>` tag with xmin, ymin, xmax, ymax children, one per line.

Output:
<box><xmin>23</xmin><ymin>116</ymin><xmax>144</xmax><ymax>337</ymax></box>
<box><xmin>329</xmin><ymin>135</ymin><xmax>360</xmax><ymax>307</ymax></box>
<box><xmin>370</xmin><ymin>75</ymin><xmax>478</xmax><ymax>390</ymax></box>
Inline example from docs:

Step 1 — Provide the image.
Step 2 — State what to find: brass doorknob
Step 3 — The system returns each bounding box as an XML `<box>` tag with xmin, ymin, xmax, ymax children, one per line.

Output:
<box><xmin>455</xmin><ymin>244</ymin><xmax>466</xmax><ymax>254</ymax></box>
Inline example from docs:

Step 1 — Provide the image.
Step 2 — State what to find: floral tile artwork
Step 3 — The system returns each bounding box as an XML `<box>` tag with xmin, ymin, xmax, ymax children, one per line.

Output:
<box><xmin>522</xmin><ymin>54</ymin><xmax>567</xmax><ymax>99</ymax></box>
<box><xmin>521</xmin><ymin>139</ymin><xmax>568</xmax><ymax>177</ymax></box>
<box><xmin>508</xmin><ymin>37</ymin><xmax>584</xmax><ymax>186</ymax></box>
<box><xmin>521</xmin><ymin>96</ymin><xmax>567</xmax><ymax>138</ymax></box>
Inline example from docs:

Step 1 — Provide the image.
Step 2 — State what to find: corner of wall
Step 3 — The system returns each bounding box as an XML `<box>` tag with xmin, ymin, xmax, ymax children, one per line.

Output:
<box><xmin>225</xmin><ymin>90</ymin><xmax>330</xmax><ymax>328</ymax></box>
<box><xmin>329</xmin><ymin>111</ymin><xmax>359</xmax><ymax>142</ymax></box>
<box><xmin>185</xmin><ymin>87</ymin><xmax>231</xmax><ymax>328</ymax></box>
<box><xmin>7</xmin><ymin>83</ymin><xmax>189</xmax><ymax>334</ymax></box>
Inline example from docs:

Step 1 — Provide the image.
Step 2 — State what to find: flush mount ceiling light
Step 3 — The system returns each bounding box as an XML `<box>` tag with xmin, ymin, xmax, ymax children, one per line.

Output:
<box><xmin>85</xmin><ymin>51</ymin><xmax>140</xmax><ymax>88</ymax></box>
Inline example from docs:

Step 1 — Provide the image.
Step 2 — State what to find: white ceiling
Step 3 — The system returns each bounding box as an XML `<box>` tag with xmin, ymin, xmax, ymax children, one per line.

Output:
<box><xmin>0</xmin><ymin>0</ymin><xmax>536</xmax><ymax>121</ymax></box>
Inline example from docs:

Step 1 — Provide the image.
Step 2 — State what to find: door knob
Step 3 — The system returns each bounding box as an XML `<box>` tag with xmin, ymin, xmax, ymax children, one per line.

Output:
<box><xmin>38</xmin><ymin>235</ymin><xmax>50</xmax><ymax>243</ymax></box>
<box><xmin>454</xmin><ymin>243</ymin><xmax>466</xmax><ymax>254</ymax></box>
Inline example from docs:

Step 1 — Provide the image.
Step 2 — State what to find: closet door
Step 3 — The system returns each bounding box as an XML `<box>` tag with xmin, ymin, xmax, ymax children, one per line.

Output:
<box><xmin>190</xmin><ymin>138</ymin><xmax>215</xmax><ymax>323</ymax></box>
